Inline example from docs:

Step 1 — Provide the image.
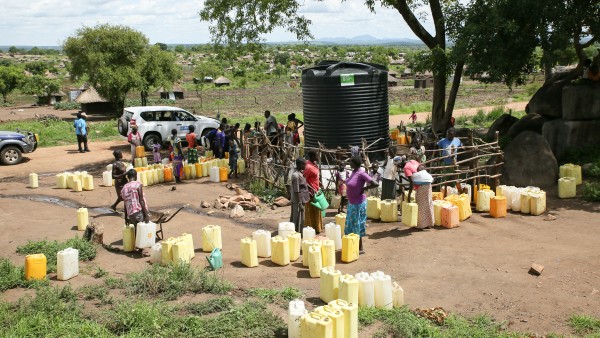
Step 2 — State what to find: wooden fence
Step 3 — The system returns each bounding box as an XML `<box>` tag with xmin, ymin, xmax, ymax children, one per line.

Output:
<box><xmin>240</xmin><ymin>130</ymin><xmax>503</xmax><ymax>196</ymax></box>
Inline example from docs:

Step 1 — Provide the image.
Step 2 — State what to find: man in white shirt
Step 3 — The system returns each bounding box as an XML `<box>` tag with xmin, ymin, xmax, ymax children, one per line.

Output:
<box><xmin>264</xmin><ymin>110</ymin><xmax>279</xmax><ymax>145</ymax></box>
<box><xmin>381</xmin><ymin>146</ymin><xmax>397</xmax><ymax>199</ymax></box>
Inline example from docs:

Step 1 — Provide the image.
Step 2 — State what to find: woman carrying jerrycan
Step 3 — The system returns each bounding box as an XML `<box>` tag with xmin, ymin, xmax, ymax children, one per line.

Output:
<box><xmin>339</xmin><ymin>156</ymin><xmax>378</xmax><ymax>255</ymax></box>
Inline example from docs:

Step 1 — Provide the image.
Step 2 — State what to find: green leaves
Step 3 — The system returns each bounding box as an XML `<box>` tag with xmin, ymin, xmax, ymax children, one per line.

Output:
<box><xmin>0</xmin><ymin>65</ymin><xmax>24</xmax><ymax>102</ymax></box>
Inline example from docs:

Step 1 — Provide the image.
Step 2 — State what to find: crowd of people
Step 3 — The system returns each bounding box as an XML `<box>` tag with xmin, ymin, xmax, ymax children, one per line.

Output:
<box><xmin>106</xmin><ymin>106</ymin><xmax>464</xmax><ymax>255</ymax></box>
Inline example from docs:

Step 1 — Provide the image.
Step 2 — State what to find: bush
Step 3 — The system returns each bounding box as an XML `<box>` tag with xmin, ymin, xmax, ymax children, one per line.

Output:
<box><xmin>244</xmin><ymin>178</ymin><xmax>285</xmax><ymax>205</ymax></box>
<box><xmin>582</xmin><ymin>182</ymin><xmax>600</xmax><ymax>202</ymax></box>
<box><xmin>471</xmin><ymin>110</ymin><xmax>487</xmax><ymax>125</ymax></box>
<box><xmin>53</xmin><ymin>101</ymin><xmax>81</xmax><ymax>110</ymax></box>
<box><xmin>16</xmin><ymin>236</ymin><xmax>97</xmax><ymax>273</ymax></box>
<box><xmin>124</xmin><ymin>263</ymin><xmax>233</xmax><ymax>300</ymax></box>
<box><xmin>559</xmin><ymin>145</ymin><xmax>600</xmax><ymax>165</ymax></box>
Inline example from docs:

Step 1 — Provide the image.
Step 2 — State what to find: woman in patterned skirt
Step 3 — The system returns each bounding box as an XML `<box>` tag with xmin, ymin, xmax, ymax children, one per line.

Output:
<box><xmin>401</xmin><ymin>157</ymin><xmax>434</xmax><ymax>229</ymax></box>
<box><xmin>343</xmin><ymin>156</ymin><xmax>378</xmax><ymax>254</ymax></box>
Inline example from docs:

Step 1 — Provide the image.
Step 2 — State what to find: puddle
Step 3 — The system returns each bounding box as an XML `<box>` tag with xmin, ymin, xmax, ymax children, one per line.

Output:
<box><xmin>0</xmin><ymin>194</ymin><xmax>81</xmax><ymax>208</ymax></box>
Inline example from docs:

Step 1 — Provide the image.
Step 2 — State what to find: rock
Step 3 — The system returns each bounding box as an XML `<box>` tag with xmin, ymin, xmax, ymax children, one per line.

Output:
<box><xmin>239</xmin><ymin>201</ymin><xmax>257</xmax><ymax>211</ymax></box>
<box><xmin>229</xmin><ymin>204</ymin><xmax>245</xmax><ymax>218</ymax></box>
<box><xmin>501</xmin><ymin>131</ymin><xmax>558</xmax><ymax>187</ymax></box>
<box><xmin>529</xmin><ymin>263</ymin><xmax>544</xmax><ymax>276</ymax></box>
<box><xmin>213</xmin><ymin>199</ymin><xmax>222</xmax><ymax>208</ymax></box>
<box><xmin>486</xmin><ymin>113</ymin><xmax>519</xmax><ymax>140</ymax></box>
<box><xmin>542</xmin><ymin>119</ymin><xmax>600</xmax><ymax>159</ymax></box>
<box><xmin>201</xmin><ymin>201</ymin><xmax>210</xmax><ymax>208</ymax></box>
<box><xmin>562</xmin><ymin>85</ymin><xmax>600</xmax><ymax>121</ymax></box>
<box><xmin>271</xmin><ymin>205</ymin><xmax>277</xmax><ymax>210</ymax></box>
<box><xmin>207</xmin><ymin>210</ymin><xmax>216</xmax><ymax>216</ymax></box>
<box><xmin>528</xmin><ymin>71</ymin><xmax>578</xmax><ymax>118</ymax></box>
<box><xmin>228</xmin><ymin>201</ymin><xmax>239</xmax><ymax>209</ymax></box>
<box><xmin>273</xmin><ymin>196</ymin><xmax>291</xmax><ymax>207</ymax></box>
<box><xmin>506</xmin><ymin>113</ymin><xmax>550</xmax><ymax>138</ymax></box>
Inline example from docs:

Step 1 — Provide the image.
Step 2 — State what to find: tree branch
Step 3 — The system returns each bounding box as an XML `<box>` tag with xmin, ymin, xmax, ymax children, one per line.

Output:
<box><xmin>392</xmin><ymin>0</ymin><xmax>436</xmax><ymax>48</ymax></box>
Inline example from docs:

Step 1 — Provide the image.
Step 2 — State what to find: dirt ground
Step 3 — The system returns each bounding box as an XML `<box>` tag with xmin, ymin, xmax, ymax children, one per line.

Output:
<box><xmin>1</xmin><ymin>137</ymin><xmax>599</xmax><ymax>336</ymax></box>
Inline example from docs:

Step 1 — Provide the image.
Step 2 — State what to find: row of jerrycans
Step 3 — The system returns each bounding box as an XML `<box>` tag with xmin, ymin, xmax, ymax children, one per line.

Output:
<box><xmin>495</xmin><ymin>185</ymin><xmax>546</xmax><ymax>215</ymax></box>
<box><xmin>55</xmin><ymin>171</ymin><xmax>94</xmax><ymax>191</ymax></box>
<box><xmin>24</xmin><ymin>248</ymin><xmax>80</xmax><ymax>281</ymax></box>
<box><xmin>289</xmin><ymin>299</ymin><xmax>359</xmax><ymax>338</ymax></box>
<box><xmin>240</xmin><ymin>224</ymin><xmax>360</xmax><ymax>269</ymax></box>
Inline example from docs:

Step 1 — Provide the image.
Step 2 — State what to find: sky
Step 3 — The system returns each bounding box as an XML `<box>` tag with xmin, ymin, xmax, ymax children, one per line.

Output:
<box><xmin>0</xmin><ymin>0</ymin><xmax>434</xmax><ymax>46</ymax></box>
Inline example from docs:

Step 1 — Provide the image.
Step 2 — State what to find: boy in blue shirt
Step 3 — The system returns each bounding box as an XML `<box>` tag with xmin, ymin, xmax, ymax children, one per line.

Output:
<box><xmin>73</xmin><ymin>112</ymin><xmax>89</xmax><ymax>153</ymax></box>
<box><xmin>437</xmin><ymin>128</ymin><xmax>461</xmax><ymax>165</ymax></box>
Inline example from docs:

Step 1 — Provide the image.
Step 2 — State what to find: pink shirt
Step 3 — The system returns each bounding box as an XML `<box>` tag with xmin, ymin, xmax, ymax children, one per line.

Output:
<box><xmin>403</xmin><ymin>160</ymin><xmax>420</xmax><ymax>177</ymax></box>
<box><xmin>345</xmin><ymin>168</ymin><xmax>373</xmax><ymax>204</ymax></box>
<box><xmin>121</xmin><ymin>181</ymin><xmax>147</xmax><ymax>215</ymax></box>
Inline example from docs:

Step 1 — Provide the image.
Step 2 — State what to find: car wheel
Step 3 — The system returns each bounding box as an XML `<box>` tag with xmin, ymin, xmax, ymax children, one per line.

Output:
<box><xmin>117</xmin><ymin>118</ymin><xmax>128</xmax><ymax>137</ymax></box>
<box><xmin>1</xmin><ymin>146</ymin><xmax>23</xmax><ymax>165</ymax></box>
<box><xmin>143</xmin><ymin>133</ymin><xmax>162</xmax><ymax>151</ymax></box>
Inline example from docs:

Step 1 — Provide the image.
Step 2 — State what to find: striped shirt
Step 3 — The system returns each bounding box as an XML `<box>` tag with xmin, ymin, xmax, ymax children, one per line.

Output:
<box><xmin>120</xmin><ymin>181</ymin><xmax>147</xmax><ymax>215</ymax></box>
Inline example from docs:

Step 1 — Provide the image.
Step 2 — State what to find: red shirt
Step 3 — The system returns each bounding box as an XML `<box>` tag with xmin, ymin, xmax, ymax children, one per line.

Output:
<box><xmin>403</xmin><ymin>160</ymin><xmax>420</xmax><ymax>177</ymax></box>
<box><xmin>304</xmin><ymin>160</ymin><xmax>320</xmax><ymax>192</ymax></box>
<box><xmin>186</xmin><ymin>133</ymin><xmax>197</xmax><ymax>148</ymax></box>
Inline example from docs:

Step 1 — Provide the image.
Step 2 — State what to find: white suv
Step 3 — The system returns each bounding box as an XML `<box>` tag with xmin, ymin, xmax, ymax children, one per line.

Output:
<box><xmin>118</xmin><ymin>106</ymin><xmax>220</xmax><ymax>150</ymax></box>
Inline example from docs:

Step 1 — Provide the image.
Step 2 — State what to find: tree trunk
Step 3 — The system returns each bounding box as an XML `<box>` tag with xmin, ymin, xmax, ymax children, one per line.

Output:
<box><xmin>446</xmin><ymin>60</ymin><xmax>465</xmax><ymax>121</ymax></box>
<box><xmin>431</xmin><ymin>72</ymin><xmax>449</xmax><ymax>135</ymax></box>
<box><xmin>140</xmin><ymin>91</ymin><xmax>148</xmax><ymax>106</ymax></box>
<box><xmin>114</xmin><ymin>99</ymin><xmax>125</xmax><ymax>117</ymax></box>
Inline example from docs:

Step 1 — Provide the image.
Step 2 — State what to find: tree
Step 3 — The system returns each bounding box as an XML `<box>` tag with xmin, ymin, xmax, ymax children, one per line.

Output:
<box><xmin>155</xmin><ymin>42</ymin><xmax>168</xmax><ymax>51</ymax></box>
<box><xmin>20</xmin><ymin>75</ymin><xmax>61</xmax><ymax>104</ymax></box>
<box><xmin>0</xmin><ymin>65</ymin><xmax>24</xmax><ymax>102</ymax></box>
<box><xmin>139</xmin><ymin>45</ymin><xmax>182</xmax><ymax>106</ymax></box>
<box><xmin>63</xmin><ymin>24</ymin><xmax>149</xmax><ymax>115</ymax></box>
<box><xmin>24</xmin><ymin>61</ymin><xmax>50</xmax><ymax>76</ymax></box>
<box><xmin>200</xmin><ymin>0</ymin><xmax>460</xmax><ymax>134</ymax></box>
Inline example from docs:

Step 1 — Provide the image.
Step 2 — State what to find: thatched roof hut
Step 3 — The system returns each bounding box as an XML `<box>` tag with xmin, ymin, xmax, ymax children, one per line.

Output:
<box><xmin>214</xmin><ymin>76</ymin><xmax>231</xmax><ymax>87</ymax></box>
<box><xmin>157</xmin><ymin>84</ymin><xmax>185</xmax><ymax>100</ymax></box>
<box><xmin>387</xmin><ymin>74</ymin><xmax>399</xmax><ymax>87</ymax></box>
<box><xmin>75</xmin><ymin>87</ymin><xmax>113</xmax><ymax>114</ymax></box>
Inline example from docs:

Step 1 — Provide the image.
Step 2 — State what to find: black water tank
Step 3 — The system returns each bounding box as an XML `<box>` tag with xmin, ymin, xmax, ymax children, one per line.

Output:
<box><xmin>302</xmin><ymin>62</ymin><xmax>389</xmax><ymax>156</ymax></box>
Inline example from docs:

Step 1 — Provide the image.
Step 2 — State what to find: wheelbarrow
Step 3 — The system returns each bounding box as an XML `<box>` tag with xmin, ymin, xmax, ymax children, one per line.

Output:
<box><xmin>148</xmin><ymin>204</ymin><xmax>188</xmax><ymax>241</ymax></box>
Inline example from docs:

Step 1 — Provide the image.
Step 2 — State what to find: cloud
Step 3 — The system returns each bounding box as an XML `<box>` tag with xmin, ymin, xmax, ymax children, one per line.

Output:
<box><xmin>0</xmin><ymin>0</ymin><xmax>429</xmax><ymax>46</ymax></box>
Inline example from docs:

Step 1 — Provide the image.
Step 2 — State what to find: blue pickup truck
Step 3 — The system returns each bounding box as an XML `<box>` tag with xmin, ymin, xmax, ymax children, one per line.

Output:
<box><xmin>0</xmin><ymin>130</ymin><xmax>38</xmax><ymax>165</ymax></box>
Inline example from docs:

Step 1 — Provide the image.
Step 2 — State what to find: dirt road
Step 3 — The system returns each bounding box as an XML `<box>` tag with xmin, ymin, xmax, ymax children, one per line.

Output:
<box><xmin>1</xmin><ymin>137</ymin><xmax>599</xmax><ymax>336</ymax></box>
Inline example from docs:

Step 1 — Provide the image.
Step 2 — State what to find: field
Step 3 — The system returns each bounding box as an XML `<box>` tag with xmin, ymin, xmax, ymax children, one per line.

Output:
<box><xmin>2</xmin><ymin>74</ymin><xmax>600</xmax><ymax>337</ymax></box>
<box><xmin>1</xmin><ymin>127</ymin><xmax>600</xmax><ymax>337</ymax></box>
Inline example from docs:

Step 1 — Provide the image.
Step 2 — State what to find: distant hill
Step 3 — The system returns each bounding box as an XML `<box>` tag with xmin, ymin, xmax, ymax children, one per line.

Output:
<box><xmin>309</xmin><ymin>35</ymin><xmax>423</xmax><ymax>45</ymax></box>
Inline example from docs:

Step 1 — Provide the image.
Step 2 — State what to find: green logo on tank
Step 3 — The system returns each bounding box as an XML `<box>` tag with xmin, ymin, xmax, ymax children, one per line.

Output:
<box><xmin>340</xmin><ymin>74</ymin><xmax>355</xmax><ymax>86</ymax></box>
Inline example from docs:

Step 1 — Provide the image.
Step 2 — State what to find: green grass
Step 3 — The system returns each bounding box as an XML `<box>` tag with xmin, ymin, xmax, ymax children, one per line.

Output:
<box><xmin>244</xmin><ymin>177</ymin><xmax>286</xmax><ymax>205</ymax></box>
<box><xmin>248</xmin><ymin>287</ymin><xmax>303</xmax><ymax>307</ymax></box>
<box><xmin>77</xmin><ymin>284</ymin><xmax>112</xmax><ymax>304</ymax></box>
<box><xmin>389</xmin><ymin>101</ymin><xmax>432</xmax><ymax>115</ymax></box>
<box><xmin>0</xmin><ymin>286</ymin><xmax>111</xmax><ymax>338</ymax></box>
<box><xmin>570</xmin><ymin>314</ymin><xmax>600</xmax><ymax>335</ymax></box>
<box><xmin>186</xmin><ymin>296</ymin><xmax>235</xmax><ymax>316</ymax></box>
<box><xmin>16</xmin><ymin>236</ymin><xmax>97</xmax><ymax>273</ymax></box>
<box><xmin>123</xmin><ymin>263</ymin><xmax>233</xmax><ymax>300</ymax></box>
<box><xmin>359</xmin><ymin>307</ymin><xmax>523</xmax><ymax>337</ymax></box>
<box><xmin>0</xmin><ymin>119</ymin><xmax>121</xmax><ymax>147</ymax></box>
<box><xmin>0</xmin><ymin>257</ymin><xmax>49</xmax><ymax>292</ymax></box>
<box><xmin>511</xmin><ymin>82</ymin><xmax>542</xmax><ymax>102</ymax></box>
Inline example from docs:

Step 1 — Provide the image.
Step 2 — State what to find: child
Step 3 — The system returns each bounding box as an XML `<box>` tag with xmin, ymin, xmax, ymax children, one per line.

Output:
<box><xmin>367</xmin><ymin>162</ymin><xmax>381</xmax><ymax>197</ymax></box>
<box><xmin>152</xmin><ymin>143</ymin><xmax>161</xmax><ymax>164</ymax></box>
<box><xmin>228</xmin><ymin>138</ymin><xmax>239</xmax><ymax>179</ymax></box>
<box><xmin>410</xmin><ymin>111</ymin><xmax>417</xmax><ymax>124</ymax></box>
<box><xmin>335</xmin><ymin>162</ymin><xmax>348</xmax><ymax>213</ymax></box>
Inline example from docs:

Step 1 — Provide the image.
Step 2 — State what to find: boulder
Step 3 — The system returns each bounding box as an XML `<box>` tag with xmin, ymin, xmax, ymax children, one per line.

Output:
<box><xmin>273</xmin><ymin>196</ymin><xmax>291</xmax><ymax>207</ymax></box>
<box><xmin>527</xmin><ymin>70</ymin><xmax>578</xmax><ymax>119</ymax></box>
<box><xmin>543</xmin><ymin>119</ymin><xmax>600</xmax><ymax>159</ymax></box>
<box><xmin>501</xmin><ymin>131</ymin><xmax>558</xmax><ymax>187</ymax></box>
<box><xmin>486</xmin><ymin>113</ymin><xmax>519</xmax><ymax>141</ymax></box>
<box><xmin>562</xmin><ymin>85</ymin><xmax>600</xmax><ymax>121</ymax></box>
<box><xmin>201</xmin><ymin>201</ymin><xmax>210</xmax><ymax>208</ymax></box>
<box><xmin>506</xmin><ymin>113</ymin><xmax>550</xmax><ymax>138</ymax></box>
<box><xmin>229</xmin><ymin>204</ymin><xmax>245</xmax><ymax>218</ymax></box>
